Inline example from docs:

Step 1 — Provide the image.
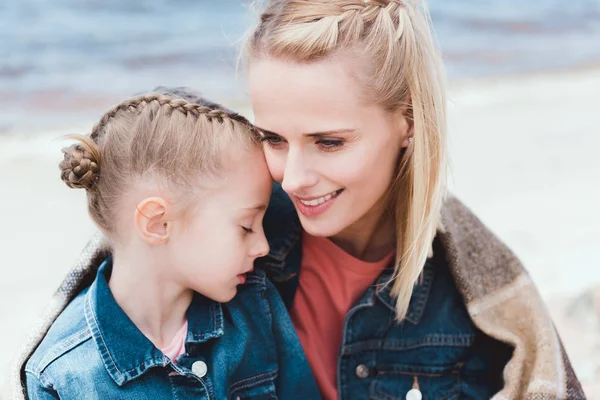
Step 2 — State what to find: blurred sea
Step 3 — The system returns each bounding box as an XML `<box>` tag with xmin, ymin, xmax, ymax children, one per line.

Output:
<box><xmin>2</xmin><ymin>0</ymin><xmax>600</xmax><ymax>133</ymax></box>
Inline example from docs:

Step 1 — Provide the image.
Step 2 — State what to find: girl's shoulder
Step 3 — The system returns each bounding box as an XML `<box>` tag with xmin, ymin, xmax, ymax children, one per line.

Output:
<box><xmin>24</xmin><ymin>288</ymin><xmax>93</xmax><ymax>380</ymax></box>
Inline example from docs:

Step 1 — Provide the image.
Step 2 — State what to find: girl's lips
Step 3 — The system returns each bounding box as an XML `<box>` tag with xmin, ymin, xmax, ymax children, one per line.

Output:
<box><xmin>294</xmin><ymin>189</ymin><xmax>344</xmax><ymax>217</ymax></box>
<box><xmin>237</xmin><ymin>268</ymin><xmax>253</xmax><ymax>285</ymax></box>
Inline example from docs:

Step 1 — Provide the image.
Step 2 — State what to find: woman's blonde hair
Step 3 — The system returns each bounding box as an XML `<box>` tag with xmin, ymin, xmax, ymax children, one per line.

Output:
<box><xmin>245</xmin><ymin>0</ymin><xmax>447</xmax><ymax>320</ymax></box>
<box><xmin>59</xmin><ymin>87</ymin><xmax>260</xmax><ymax>236</ymax></box>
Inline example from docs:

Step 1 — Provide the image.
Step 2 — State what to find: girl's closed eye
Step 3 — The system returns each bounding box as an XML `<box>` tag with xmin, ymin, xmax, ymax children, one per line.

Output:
<box><xmin>241</xmin><ymin>226</ymin><xmax>254</xmax><ymax>234</ymax></box>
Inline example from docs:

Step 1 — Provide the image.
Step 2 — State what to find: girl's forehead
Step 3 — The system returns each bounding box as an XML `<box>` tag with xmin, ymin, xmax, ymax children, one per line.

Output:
<box><xmin>204</xmin><ymin>150</ymin><xmax>272</xmax><ymax>203</ymax></box>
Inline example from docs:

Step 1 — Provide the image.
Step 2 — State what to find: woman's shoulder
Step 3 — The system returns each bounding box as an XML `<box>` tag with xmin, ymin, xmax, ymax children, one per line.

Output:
<box><xmin>441</xmin><ymin>195</ymin><xmax>504</xmax><ymax>239</ymax></box>
<box><xmin>439</xmin><ymin>194</ymin><xmax>527</xmax><ymax>303</ymax></box>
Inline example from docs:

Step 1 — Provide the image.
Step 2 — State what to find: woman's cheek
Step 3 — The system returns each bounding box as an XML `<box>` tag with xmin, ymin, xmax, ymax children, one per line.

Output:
<box><xmin>328</xmin><ymin>150</ymin><xmax>370</xmax><ymax>184</ymax></box>
<box><xmin>264</xmin><ymin>148</ymin><xmax>285</xmax><ymax>183</ymax></box>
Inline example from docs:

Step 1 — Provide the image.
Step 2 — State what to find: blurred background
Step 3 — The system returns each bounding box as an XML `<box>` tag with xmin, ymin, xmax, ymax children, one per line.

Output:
<box><xmin>1</xmin><ymin>0</ymin><xmax>599</xmax><ymax>396</ymax></box>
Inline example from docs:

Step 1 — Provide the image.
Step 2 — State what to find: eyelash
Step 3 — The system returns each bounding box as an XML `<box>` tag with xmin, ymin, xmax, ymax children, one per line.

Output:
<box><xmin>317</xmin><ymin>139</ymin><xmax>345</xmax><ymax>152</ymax></box>
<box><xmin>259</xmin><ymin>135</ymin><xmax>284</xmax><ymax>149</ymax></box>
<box><xmin>260</xmin><ymin>135</ymin><xmax>345</xmax><ymax>153</ymax></box>
<box><xmin>242</xmin><ymin>226</ymin><xmax>254</xmax><ymax>234</ymax></box>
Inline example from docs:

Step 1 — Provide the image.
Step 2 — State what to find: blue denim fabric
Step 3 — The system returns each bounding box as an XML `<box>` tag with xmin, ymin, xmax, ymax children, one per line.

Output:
<box><xmin>25</xmin><ymin>259</ymin><xmax>321</xmax><ymax>400</ymax></box>
<box><xmin>257</xmin><ymin>183</ymin><xmax>512</xmax><ymax>400</ymax></box>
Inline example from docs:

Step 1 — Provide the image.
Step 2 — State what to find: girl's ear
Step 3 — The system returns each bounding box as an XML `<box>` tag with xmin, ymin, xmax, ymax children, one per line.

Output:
<box><xmin>134</xmin><ymin>197</ymin><xmax>171</xmax><ymax>245</ymax></box>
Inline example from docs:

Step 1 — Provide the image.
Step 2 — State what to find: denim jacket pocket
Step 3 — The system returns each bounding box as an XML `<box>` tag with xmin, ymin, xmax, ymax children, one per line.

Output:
<box><xmin>364</xmin><ymin>333</ymin><xmax>472</xmax><ymax>400</ymax></box>
<box><xmin>229</xmin><ymin>369</ymin><xmax>279</xmax><ymax>400</ymax></box>
<box><xmin>370</xmin><ymin>363</ymin><xmax>462</xmax><ymax>400</ymax></box>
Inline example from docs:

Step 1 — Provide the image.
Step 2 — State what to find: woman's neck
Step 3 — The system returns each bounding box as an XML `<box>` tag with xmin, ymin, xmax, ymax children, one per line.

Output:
<box><xmin>329</xmin><ymin>201</ymin><xmax>396</xmax><ymax>262</ymax></box>
<box><xmin>108</xmin><ymin>247</ymin><xmax>192</xmax><ymax>349</ymax></box>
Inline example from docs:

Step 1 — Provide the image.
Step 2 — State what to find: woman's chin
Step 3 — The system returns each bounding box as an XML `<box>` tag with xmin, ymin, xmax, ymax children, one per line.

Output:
<box><xmin>298</xmin><ymin>215</ymin><xmax>345</xmax><ymax>238</ymax></box>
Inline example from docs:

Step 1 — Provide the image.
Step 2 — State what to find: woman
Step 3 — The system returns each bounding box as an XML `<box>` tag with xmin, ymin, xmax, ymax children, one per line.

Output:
<box><xmin>12</xmin><ymin>0</ymin><xmax>584</xmax><ymax>399</ymax></box>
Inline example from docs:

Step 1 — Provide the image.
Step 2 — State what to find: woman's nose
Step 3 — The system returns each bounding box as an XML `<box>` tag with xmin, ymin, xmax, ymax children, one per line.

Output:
<box><xmin>281</xmin><ymin>148</ymin><xmax>318</xmax><ymax>194</ymax></box>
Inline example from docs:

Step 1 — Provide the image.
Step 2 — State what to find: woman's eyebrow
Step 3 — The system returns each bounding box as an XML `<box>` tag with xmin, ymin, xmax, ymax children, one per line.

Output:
<box><xmin>305</xmin><ymin>129</ymin><xmax>355</xmax><ymax>137</ymax></box>
<box><xmin>255</xmin><ymin>126</ymin><xmax>279</xmax><ymax>136</ymax></box>
<box><xmin>255</xmin><ymin>127</ymin><xmax>355</xmax><ymax>137</ymax></box>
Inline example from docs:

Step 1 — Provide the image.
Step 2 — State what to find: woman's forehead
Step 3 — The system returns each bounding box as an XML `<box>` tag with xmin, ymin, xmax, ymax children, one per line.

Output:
<box><xmin>248</xmin><ymin>58</ymin><xmax>373</xmax><ymax>133</ymax></box>
<box><xmin>250</xmin><ymin>58</ymin><xmax>361</xmax><ymax>103</ymax></box>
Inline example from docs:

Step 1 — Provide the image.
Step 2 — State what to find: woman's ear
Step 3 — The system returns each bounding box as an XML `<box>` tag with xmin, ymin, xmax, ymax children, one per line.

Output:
<box><xmin>401</xmin><ymin>128</ymin><xmax>414</xmax><ymax>147</ymax></box>
<box><xmin>394</xmin><ymin>105</ymin><xmax>413</xmax><ymax>148</ymax></box>
<box><xmin>134</xmin><ymin>197</ymin><xmax>171</xmax><ymax>245</ymax></box>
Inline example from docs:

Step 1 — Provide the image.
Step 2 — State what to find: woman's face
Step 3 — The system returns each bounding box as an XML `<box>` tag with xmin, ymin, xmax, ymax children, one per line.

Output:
<box><xmin>249</xmin><ymin>57</ymin><xmax>411</xmax><ymax>238</ymax></box>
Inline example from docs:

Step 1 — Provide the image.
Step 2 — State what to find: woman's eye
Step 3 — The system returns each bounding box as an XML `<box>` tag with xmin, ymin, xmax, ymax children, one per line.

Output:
<box><xmin>241</xmin><ymin>226</ymin><xmax>254</xmax><ymax>234</ymax></box>
<box><xmin>260</xmin><ymin>135</ymin><xmax>285</xmax><ymax>149</ymax></box>
<box><xmin>317</xmin><ymin>139</ymin><xmax>344</xmax><ymax>152</ymax></box>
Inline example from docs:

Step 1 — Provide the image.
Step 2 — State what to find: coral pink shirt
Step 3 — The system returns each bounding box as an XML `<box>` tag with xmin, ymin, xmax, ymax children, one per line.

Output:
<box><xmin>160</xmin><ymin>320</ymin><xmax>188</xmax><ymax>364</ymax></box>
<box><xmin>290</xmin><ymin>231</ymin><xmax>395</xmax><ymax>400</ymax></box>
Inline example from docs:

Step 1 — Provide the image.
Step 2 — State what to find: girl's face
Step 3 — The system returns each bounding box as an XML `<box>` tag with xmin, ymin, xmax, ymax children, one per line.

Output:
<box><xmin>169</xmin><ymin>148</ymin><xmax>272</xmax><ymax>302</ymax></box>
<box><xmin>249</xmin><ymin>57</ymin><xmax>411</xmax><ymax>239</ymax></box>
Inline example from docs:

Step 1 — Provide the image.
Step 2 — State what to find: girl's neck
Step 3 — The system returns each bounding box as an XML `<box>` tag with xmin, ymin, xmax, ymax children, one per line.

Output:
<box><xmin>108</xmin><ymin>248</ymin><xmax>193</xmax><ymax>349</ymax></box>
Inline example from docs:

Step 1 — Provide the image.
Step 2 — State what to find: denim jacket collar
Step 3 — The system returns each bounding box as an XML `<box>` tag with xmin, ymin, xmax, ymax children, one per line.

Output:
<box><xmin>262</xmin><ymin>183</ymin><xmax>435</xmax><ymax>325</ymax></box>
<box><xmin>373</xmin><ymin>260</ymin><xmax>435</xmax><ymax>325</ymax></box>
<box><xmin>260</xmin><ymin>182</ymin><xmax>302</xmax><ymax>275</ymax></box>
<box><xmin>84</xmin><ymin>259</ymin><xmax>224</xmax><ymax>386</ymax></box>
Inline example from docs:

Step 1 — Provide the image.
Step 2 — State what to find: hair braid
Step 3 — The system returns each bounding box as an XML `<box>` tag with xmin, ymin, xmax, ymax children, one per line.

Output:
<box><xmin>90</xmin><ymin>94</ymin><xmax>255</xmax><ymax>141</ymax></box>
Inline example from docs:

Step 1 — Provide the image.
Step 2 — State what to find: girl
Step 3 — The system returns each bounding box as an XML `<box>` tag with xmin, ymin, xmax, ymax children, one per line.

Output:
<box><xmin>22</xmin><ymin>88</ymin><xmax>320</xmax><ymax>399</ymax></box>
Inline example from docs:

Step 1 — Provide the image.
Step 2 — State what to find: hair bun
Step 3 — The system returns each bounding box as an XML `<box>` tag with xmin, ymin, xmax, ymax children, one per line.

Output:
<box><xmin>59</xmin><ymin>140</ymin><xmax>100</xmax><ymax>191</ymax></box>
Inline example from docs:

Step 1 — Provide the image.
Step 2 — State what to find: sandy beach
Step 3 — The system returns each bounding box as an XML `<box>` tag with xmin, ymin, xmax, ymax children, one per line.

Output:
<box><xmin>1</xmin><ymin>69</ymin><xmax>599</xmax><ymax>397</ymax></box>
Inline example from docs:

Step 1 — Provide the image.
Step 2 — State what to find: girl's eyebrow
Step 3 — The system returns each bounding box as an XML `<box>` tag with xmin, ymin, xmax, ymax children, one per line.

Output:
<box><xmin>243</xmin><ymin>204</ymin><xmax>267</xmax><ymax>211</ymax></box>
<box><xmin>255</xmin><ymin>127</ymin><xmax>355</xmax><ymax>137</ymax></box>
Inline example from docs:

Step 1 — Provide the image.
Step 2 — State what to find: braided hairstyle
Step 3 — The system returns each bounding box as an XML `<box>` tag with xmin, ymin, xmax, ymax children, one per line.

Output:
<box><xmin>59</xmin><ymin>87</ymin><xmax>260</xmax><ymax>234</ymax></box>
<box><xmin>246</xmin><ymin>0</ymin><xmax>447</xmax><ymax>321</ymax></box>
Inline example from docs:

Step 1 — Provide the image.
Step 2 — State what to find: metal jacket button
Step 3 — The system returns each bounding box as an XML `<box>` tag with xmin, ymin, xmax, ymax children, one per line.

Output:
<box><xmin>191</xmin><ymin>360</ymin><xmax>208</xmax><ymax>378</ymax></box>
<box><xmin>406</xmin><ymin>388</ymin><xmax>422</xmax><ymax>400</ymax></box>
<box><xmin>355</xmin><ymin>364</ymin><xmax>370</xmax><ymax>379</ymax></box>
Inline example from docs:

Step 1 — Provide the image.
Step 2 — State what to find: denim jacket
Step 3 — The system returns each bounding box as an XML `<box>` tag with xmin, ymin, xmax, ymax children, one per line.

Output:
<box><xmin>257</xmin><ymin>183</ymin><xmax>512</xmax><ymax>400</ymax></box>
<box><xmin>25</xmin><ymin>259</ymin><xmax>321</xmax><ymax>400</ymax></box>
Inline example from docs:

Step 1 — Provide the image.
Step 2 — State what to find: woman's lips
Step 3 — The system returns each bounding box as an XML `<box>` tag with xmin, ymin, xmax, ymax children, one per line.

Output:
<box><xmin>294</xmin><ymin>189</ymin><xmax>344</xmax><ymax>217</ymax></box>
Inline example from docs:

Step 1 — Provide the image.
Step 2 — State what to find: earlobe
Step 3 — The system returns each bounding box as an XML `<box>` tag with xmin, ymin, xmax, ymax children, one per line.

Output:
<box><xmin>402</xmin><ymin>132</ymin><xmax>414</xmax><ymax>148</ymax></box>
<box><xmin>399</xmin><ymin>122</ymin><xmax>414</xmax><ymax>149</ymax></box>
<box><xmin>393</xmin><ymin>106</ymin><xmax>412</xmax><ymax>148</ymax></box>
<box><xmin>135</xmin><ymin>197</ymin><xmax>170</xmax><ymax>245</ymax></box>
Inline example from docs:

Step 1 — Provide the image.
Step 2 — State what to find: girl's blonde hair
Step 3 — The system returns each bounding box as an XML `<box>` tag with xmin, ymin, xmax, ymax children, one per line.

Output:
<box><xmin>59</xmin><ymin>87</ymin><xmax>260</xmax><ymax>235</ymax></box>
<box><xmin>245</xmin><ymin>0</ymin><xmax>447</xmax><ymax>320</ymax></box>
